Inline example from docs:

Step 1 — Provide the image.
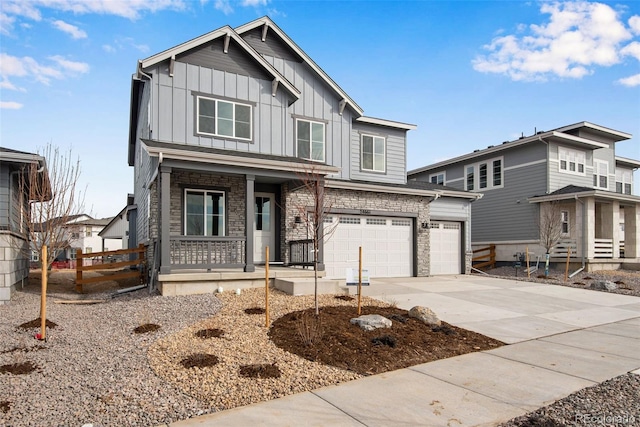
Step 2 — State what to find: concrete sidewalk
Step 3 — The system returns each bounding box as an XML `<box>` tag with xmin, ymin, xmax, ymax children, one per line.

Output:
<box><xmin>167</xmin><ymin>276</ymin><xmax>640</xmax><ymax>427</ymax></box>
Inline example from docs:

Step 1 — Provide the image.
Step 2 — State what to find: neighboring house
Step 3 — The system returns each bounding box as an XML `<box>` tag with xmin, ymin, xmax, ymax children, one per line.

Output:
<box><xmin>127</xmin><ymin>16</ymin><xmax>480</xmax><ymax>293</ymax></box>
<box><xmin>98</xmin><ymin>205</ymin><xmax>132</xmax><ymax>250</ymax></box>
<box><xmin>0</xmin><ymin>147</ymin><xmax>49</xmax><ymax>304</ymax></box>
<box><xmin>408</xmin><ymin>122</ymin><xmax>640</xmax><ymax>270</ymax></box>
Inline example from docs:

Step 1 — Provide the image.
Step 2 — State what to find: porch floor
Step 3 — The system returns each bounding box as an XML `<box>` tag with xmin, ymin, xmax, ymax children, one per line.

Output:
<box><xmin>157</xmin><ymin>266</ymin><xmax>327</xmax><ymax>297</ymax></box>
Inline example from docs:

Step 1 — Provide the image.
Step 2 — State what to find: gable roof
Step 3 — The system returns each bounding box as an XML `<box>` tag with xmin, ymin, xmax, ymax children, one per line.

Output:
<box><xmin>407</xmin><ymin>122</ymin><xmax>628</xmax><ymax>176</ymax></box>
<box><xmin>139</xmin><ymin>25</ymin><xmax>300</xmax><ymax>101</ymax></box>
<box><xmin>234</xmin><ymin>17</ymin><xmax>364</xmax><ymax>117</ymax></box>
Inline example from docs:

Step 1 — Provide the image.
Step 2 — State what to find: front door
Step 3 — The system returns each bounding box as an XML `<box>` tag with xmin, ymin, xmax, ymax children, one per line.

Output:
<box><xmin>254</xmin><ymin>193</ymin><xmax>275</xmax><ymax>262</ymax></box>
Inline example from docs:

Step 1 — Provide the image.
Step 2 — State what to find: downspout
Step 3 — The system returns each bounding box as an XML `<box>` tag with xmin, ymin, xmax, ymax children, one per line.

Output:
<box><xmin>569</xmin><ymin>195</ymin><xmax>586</xmax><ymax>278</ymax></box>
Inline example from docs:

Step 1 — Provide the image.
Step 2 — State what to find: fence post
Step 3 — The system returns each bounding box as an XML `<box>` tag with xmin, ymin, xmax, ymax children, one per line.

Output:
<box><xmin>75</xmin><ymin>248</ymin><xmax>83</xmax><ymax>293</ymax></box>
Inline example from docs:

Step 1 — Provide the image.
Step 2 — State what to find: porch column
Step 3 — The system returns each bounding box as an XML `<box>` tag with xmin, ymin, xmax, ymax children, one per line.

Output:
<box><xmin>624</xmin><ymin>203</ymin><xmax>640</xmax><ymax>258</ymax></box>
<box><xmin>245</xmin><ymin>174</ymin><xmax>255</xmax><ymax>273</ymax></box>
<box><xmin>584</xmin><ymin>197</ymin><xmax>596</xmax><ymax>259</ymax></box>
<box><xmin>160</xmin><ymin>165</ymin><xmax>172</xmax><ymax>274</ymax></box>
<box><xmin>316</xmin><ymin>177</ymin><xmax>325</xmax><ymax>272</ymax></box>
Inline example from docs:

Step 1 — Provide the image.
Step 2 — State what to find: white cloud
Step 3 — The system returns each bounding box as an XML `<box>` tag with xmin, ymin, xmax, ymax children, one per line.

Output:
<box><xmin>241</xmin><ymin>0</ymin><xmax>267</xmax><ymax>6</ymax></box>
<box><xmin>621</xmin><ymin>41</ymin><xmax>640</xmax><ymax>61</ymax></box>
<box><xmin>1</xmin><ymin>101</ymin><xmax>24</xmax><ymax>110</ymax></box>
<box><xmin>214</xmin><ymin>0</ymin><xmax>233</xmax><ymax>14</ymax></box>
<box><xmin>0</xmin><ymin>12</ymin><xmax>16</xmax><ymax>35</ymax></box>
<box><xmin>52</xmin><ymin>19</ymin><xmax>87</xmax><ymax>39</ymax></box>
<box><xmin>630</xmin><ymin>16</ymin><xmax>640</xmax><ymax>35</ymax></box>
<box><xmin>473</xmin><ymin>1</ymin><xmax>638</xmax><ymax>82</ymax></box>
<box><xmin>102</xmin><ymin>44</ymin><xmax>116</xmax><ymax>53</ymax></box>
<box><xmin>0</xmin><ymin>53</ymin><xmax>88</xmax><ymax>86</ymax></box>
<box><xmin>26</xmin><ymin>0</ymin><xmax>185</xmax><ymax>20</ymax></box>
<box><xmin>617</xmin><ymin>73</ymin><xmax>640</xmax><ymax>87</ymax></box>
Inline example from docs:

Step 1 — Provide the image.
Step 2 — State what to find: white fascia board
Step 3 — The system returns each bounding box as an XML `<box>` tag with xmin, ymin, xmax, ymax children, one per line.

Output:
<box><xmin>555</xmin><ymin>122</ymin><xmax>632</xmax><ymax>141</ymax></box>
<box><xmin>356</xmin><ymin>116</ymin><xmax>417</xmax><ymax>131</ymax></box>
<box><xmin>140</xmin><ymin>26</ymin><xmax>300</xmax><ymax>100</ymax></box>
<box><xmin>235</xmin><ymin>17</ymin><xmax>363</xmax><ymax>116</ymax></box>
<box><xmin>325</xmin><ymin>179</ymin><xmax>480</xmax><ymax>200</ymax></box>
<box><xmin>528</xmin><ymin>190</ymin><xmax>640</xmax><ymax>204</ymax></box>
<box><xmin>616</xmin><ymin>156</ymin><xmax>640</xmax><ymax>169</ymax></box>
<box><xmin>142</xmin><ymin>142</ymin><xmax>339</xmax><ymax>176</ymax></box>
<box><xmin>408</xmin><ymin>131</ymin><xmax>607</xmax><ymax>177</ymax></box>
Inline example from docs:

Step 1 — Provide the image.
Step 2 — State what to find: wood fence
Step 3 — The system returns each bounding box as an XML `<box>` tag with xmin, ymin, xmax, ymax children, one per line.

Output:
<box><xmin>75</xmin><ymin>244</ymin><xmax>146</xmax><ymax>293</ymax></box>
<box><xmin>472</xmin><ymin>244</ymin><xmax>496</xmax><ymax>270</ymax></box>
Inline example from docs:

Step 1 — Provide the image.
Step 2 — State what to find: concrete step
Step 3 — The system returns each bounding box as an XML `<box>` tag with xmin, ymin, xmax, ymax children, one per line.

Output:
<box><xmin>274</xmin><ymin>277</ymin><xmax>349</xmax><ymax>296</ymax></box>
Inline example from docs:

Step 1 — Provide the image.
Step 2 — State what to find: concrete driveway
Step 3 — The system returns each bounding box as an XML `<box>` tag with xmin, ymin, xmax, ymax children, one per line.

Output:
<box><xmin>168</xmin><ymin>275</ymin><xmax>640</xmax><ymax>427</ymax></box>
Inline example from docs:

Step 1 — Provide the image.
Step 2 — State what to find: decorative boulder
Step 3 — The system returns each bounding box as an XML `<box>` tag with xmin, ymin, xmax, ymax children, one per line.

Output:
<box><xmin>590</xmin><ymin>281</ymin><xmax>617</xmax><ymax>291</ymax></box>
<box><xmin>409</xmin><ymin>306</ymin><xmax>441</xmax><ymax>327</ymax></box>
<box><xmin>350</xmin><ymin>314</ymin><xmax>392</xmax><ymax>331</ymax></box>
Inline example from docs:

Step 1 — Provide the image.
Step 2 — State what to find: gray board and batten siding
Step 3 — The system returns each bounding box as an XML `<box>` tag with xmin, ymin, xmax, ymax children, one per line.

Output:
<box><xmin>146</xmin><ymin>44</ymin><xmax>355</xmax><ymax>181</ymax></box>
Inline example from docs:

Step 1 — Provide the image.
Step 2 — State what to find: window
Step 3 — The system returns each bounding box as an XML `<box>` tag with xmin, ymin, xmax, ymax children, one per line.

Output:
<box><xmin>366</xmin><ymin>218</ymin><xmax>387</xmax><ymax>225</ymax></box>
<box><xmin>558</xmin><ymin>147</ymin><xmax>585</xmax><ymax>175</ymax></box>
<box><xmin>616</xmin><ymin>169</ymin><xmax>633</xmax><ymax>195</ymax></box>
<box><xmin>86</xmin><ymin>247</ymin><xmax>92</xmax><ymax>253</ymax></box>
<box><xmin>561</xmin><ymin>210</ymin><xmax>569</xmax><ymax>234</ymax></box>
<box><xmin>71</xmin><ymin>232</ymin><xmax>80</xmax><ymax>239</ymax></box>
<box><xmin>185</xmin><ymin>189</ymin><xmax>225</xmax><ymax>236</ymax></box>
<box><xmin>465</xmin><ymin>156</ymin><xmax>503</xmax><ymax>191</ymax></box>
<box><xmin>297</xmin><ymin>119</ymin><xmax>325</xmax><ymax>162</ymax></box>
<box><xmin>31</xmin><ymin>250</ymin><xmax>39</xmax><ymax>262</ymax></box>
<box><xmin>70</xmin><ymin>251</ymin><xmax>77</xmax><ymax>260</ymax></box>
<box><xmin>429</xmin><ymin>172</ymin><xmax>445</xmax><ymax>185</ymax></box>
<box><xmin>361</xmin><ymin>135</ymin><xmax>385</xmax><ymax>172</ymax></box>
<box><xmin>85</xmin><ymin>226</ymin><xmax>92</xmax><ymax>237</ymax></box>
<box><xmin>197</xmin><ymin>96</ymin><xmax>252</xmax><ymax>140</ymax></box>
<box><xmin>339</xmin><ymin>217</ymin><xmax>360</xmax><ymax>224</ymax></box>
<box><xmin>255</xmin><ymin>196</ymin><xmax>271</xmax><ymax>232</ymax></box>
<box><xmin>593</xmin><ymin>160</ymin><xmax>609</xmax><ymax>190</ymax></box>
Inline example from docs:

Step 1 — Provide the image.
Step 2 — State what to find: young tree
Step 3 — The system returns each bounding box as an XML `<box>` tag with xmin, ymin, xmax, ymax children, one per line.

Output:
<box><xmin>537</xmin><ymin>201</ymin><xmax>565</xmax><ymax>276</ymax></box>
<box><xmin>289</xmin><ymin>164</ymin><xmax>337</xmax><ymax>315</ymax></box>
<box><xmin>18</xmin><ymin>143</ymin><xmax>86</xmax><ymax>271</ymax></box>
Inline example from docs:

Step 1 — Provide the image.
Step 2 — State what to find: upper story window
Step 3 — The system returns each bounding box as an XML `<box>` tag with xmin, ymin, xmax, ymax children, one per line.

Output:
<box><xmin>593</xmin><ymin>160</ymin><xmax>609</xmax><ymax>190</ymax></box>
<box><xmin>616</xmin><ymin>169</ymin><xmax>633</xmax><ymax>195</ymax></box>
<box><xmin>465</xmin><ymin>157</ymin><xmax>503</xmax><ymax>191</ymax></box>
<box><xmin>297</xmin><ymin>119</ymin><xmax>325</xmax><ymax>162</ymax></box>
<box><xmin>561</xmin><ymin>210</ymin><xmax>569</xmax><ymax>235</ymax></box>
<box><xmin>558</xmin><ymin>147</ymin><xmax>585</xmax><ymax>175</ymax></box>
<box><xmin>85</xmin><ymin>226</ymin><xmax>92</xmax><ymax>237</ymax></box>
<box><xmin>185</xmin><ymin>189</ymin><xmax>225</xmax><ymax>236</ymax></box>
<box><xmin>197</xmin><ymin>96</ymin><xmax>252</xmax><ymax>141</ymax></box>
<box><xmin>429</xmin><ymin>172</ymin><xmax>445</xmax><ymax>185</ymax></box>
<box><xmin>361</xmin><ymin>135</ymin><xmax>385</xmax><ymax>172</ymax></box>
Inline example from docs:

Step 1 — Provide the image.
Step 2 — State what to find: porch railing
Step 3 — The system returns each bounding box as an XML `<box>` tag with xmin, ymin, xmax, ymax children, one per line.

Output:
<box><xmin>552</xmin><ymin>239</ymin><xmax>577</xmax><ymax>258</ymax></box>
<box><xmin>594</xmin><ymin>238</ymin><xmax>613</xmax><ymax>258</ymax></box>
<box><xmin>288</xmin><ymin>239</ymin><xmax>314</xmax><ymax>267</ymax></box>
<box><xmin>620</xmin><ymin>240</ymin><xmax>625</xmax><ymax>258</ymax></box>
<box><xmin>170</xmin><ymin>236</ymin><xmax>246</xmax><ymax>269</ymax></box>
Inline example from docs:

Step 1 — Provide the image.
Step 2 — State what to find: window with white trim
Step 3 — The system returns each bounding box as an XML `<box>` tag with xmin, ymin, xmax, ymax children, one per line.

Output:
<box><xmin>561</xmin><ymin>210</ymin><xmax>569</xmax><ymax>235</ymax></box>
<box><xmin>297</xmin><ymin>119</ymin><xmax>325</xmax><ymax>162</ymax></box>
<box><xmin>465</xmin><ymin>157</ymin><xmax>503</xmax><ymax>191</ymax></box>
<box><xmin>197</xmin><ymin>96</ymin><xmax>252</xmax><ymax>140</ymax></box>
<box><xmin>429</xmin><ymin>172</ymin><xmax>445</xmax><ymax>185</ymax></box>
<box><xmin>616</xmin><ymin>169</ymin><xmax>633</xmax><ymax>195</ymax></box>
<box><xmin>85</xmin><ymin>226</ymin><xmax>92</xmax><ymax>237</ymax></box>
<box><xmin>361</xmin><ymin>134</ymin><xmax>385</xmax><ymax>172</ymax></box>
<box><xmin>185</xmin><ymin>189</ymin><xmax>225</xmax><ymax>236</ymax></box>
<box><xmin>558</xmin><ymin>147</ymin><xmax>585</xmax><ymax>175</ymax></box>
<box><xmin>31</xmin><ymin>250</ymin><xmax>39</xmax><ymax>262</ymax></box>
<box><xmin>593</xmin><ymin>160</ymin><xmax>609</xmax><ymax>190</ymax></box>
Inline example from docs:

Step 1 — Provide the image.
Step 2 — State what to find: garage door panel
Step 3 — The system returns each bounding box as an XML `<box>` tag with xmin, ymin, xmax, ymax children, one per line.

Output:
<box><xmin>429</xmin><ymin>221</ymin><xmax>461</xmax><ymax>275</ymax></box>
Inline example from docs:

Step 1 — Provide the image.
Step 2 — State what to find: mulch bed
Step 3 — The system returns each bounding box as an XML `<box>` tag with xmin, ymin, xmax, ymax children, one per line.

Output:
<box><xmin>133</xmin><ymin>323</ymin><xmax>161</xmax><ymax>334</ymax></box>
<box><xmin>0</xmin><ymin>362</ymin><xmax>38</xmax><ymax>375</ymax></box>
<box><xmin>244</xmin><ymin>307</ymin><xmax>266</xmax><ymax>315</ymax></box>
<box><xmin>238</xmin><ymin>363</ymin><xmax>281</xmax><ymax>379</ymax></box>
<box><xmin>269</xmin><ymin>305</ymin><xmax>504</xmax><ymax>375</ymax></box>
<box><xmin>194</xmin><ymin>328</ymin><xmax>224</xmax><ymax>339</ymax></box>
<box><xmin>180</xmin><ymin>354</ymin><xmax>220</xmax><ymax>369</ymax></box>
<box><xmin>18</xmin><ymin>318</ymin><xmax>58</xmax><ymax>330</ymax></box>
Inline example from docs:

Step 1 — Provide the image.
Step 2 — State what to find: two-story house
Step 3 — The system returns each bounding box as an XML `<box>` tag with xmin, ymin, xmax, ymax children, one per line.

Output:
<box><xmin>127</xmin><ymin>17</ymin><xmax>480</xmax><ymax>295</ymax></box>
<box><xmin>0</xmin><ymin>147</ymin><xmax>49</xmax><ymax>304</ymax></box>
<box><xmin>408</xmin><ymin>122</ymin><xmax>640</xmax><ymax>271</ymax></box>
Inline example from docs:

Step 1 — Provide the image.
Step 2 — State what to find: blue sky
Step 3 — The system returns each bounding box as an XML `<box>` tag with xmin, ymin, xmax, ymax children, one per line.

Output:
<box><xmin>1</xmin><ymin>0</ymin><xmax>639</xmax><ymax>218</ymax></box>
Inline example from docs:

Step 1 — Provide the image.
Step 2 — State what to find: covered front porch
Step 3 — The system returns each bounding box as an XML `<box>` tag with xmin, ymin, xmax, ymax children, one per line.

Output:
<box><xmin>530</xmin><ymin>188</ymin><xmax>640</xmax><ymax>270</ymax></box>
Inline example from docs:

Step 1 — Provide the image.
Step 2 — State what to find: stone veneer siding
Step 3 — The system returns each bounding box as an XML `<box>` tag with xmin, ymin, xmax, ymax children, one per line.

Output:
<box><xmin>283</xmin><ymin>186</ymin><xmax>433</xmax><ymax>276</ymax></box>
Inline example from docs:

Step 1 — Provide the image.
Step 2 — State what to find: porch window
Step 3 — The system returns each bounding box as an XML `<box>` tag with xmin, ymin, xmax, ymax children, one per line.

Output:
<box><xmin>297</xmin><ymin>119</ymin><xmax>325</xmax><ymax>162</ymax></box>
<box><xmin>197</xmin><ymin>96</ymin><xmax>252</xmax><ymax>141</ymax></box>
<box><xmin>558</xmin><ymin>147</ymin><xmax>585</xmax><ymax>175</ymax></box>
<box><xmin>429</xmin><ymin>172</ymin><xmax>445</xmax><ymax>185</ymax></box>
<box><xmin>185</xmin><ymin>189</ymin><xmax>225</xmax><ymax>236</ymax></box>
<box><xmin>616</xmin><ymin>169</ymin><xmax>632</xmax><ymax>195</ymax></box>
<box><xmin>361</xmin><ymin>135</ymin><xmax>385</xmax><ymax>172</ymax></box>
<box><xmin>593</xmin><ymin>160</ymin><xmax>608</xmax><ymax>190</ymax></box>
<box><xmin>561</xmin><ymin>210</ymin><xmax>569</xmax><ymax>234</ymax></box>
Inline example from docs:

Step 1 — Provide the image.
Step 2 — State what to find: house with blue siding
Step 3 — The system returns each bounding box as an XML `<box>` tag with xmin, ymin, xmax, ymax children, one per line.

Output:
<box><xmin>127</xmin><ymin>17</ymin><xmax>480</xmax><ymax>295</ymax></box>
<box><xmin>0</xmin><ymin>147</ymin><xmax>49</xmax><ymax>304</ymax></box>
<box><xmin>408</xmin><ymin>122</ymin><xmax>640</xmax><ymax>271</ymax></box>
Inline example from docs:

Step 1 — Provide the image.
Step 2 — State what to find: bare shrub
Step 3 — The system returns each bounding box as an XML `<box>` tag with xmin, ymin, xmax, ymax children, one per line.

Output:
<box><xmin>297</xmin><ymin>311</ymin><xmax>323</xmax><ymax>346</ymax></box>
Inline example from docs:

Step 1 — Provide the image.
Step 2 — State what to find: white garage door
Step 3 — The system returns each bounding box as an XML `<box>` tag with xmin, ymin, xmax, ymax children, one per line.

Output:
<box><xmin>323</xmin><ymin>216</ymin><xmax>413</xmax><ymax>279</ymax></box>
<box><xmin>429</xmin><ymin>221</ymin><xmax>461</xmax><ymax>275</ymax></box>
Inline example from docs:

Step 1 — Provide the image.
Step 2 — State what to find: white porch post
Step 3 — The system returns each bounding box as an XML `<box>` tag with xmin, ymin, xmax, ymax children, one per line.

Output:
<box><xmin>585</xmin><ymin>197</ymin><xmax>596</xmax><ymax>259</ymax></box>
<box><xmin>624</xmin><ymin>203</ymin><xmax>640</xmax><ymax>259</ymax></box>
<box><xmin>245</xmin><ymin>174</ymin><xmax>255</xmax><ymax>273</ymax></box>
